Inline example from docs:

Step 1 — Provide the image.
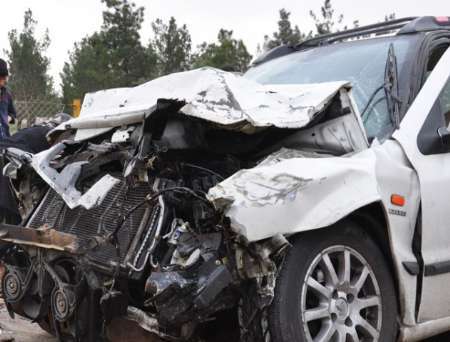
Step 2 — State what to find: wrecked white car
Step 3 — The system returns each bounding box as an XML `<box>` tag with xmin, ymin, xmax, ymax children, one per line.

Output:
<box><xmin>2</xmin><ymin>16</ymin><xmax>450</xmax><ymax>342</ymax></box>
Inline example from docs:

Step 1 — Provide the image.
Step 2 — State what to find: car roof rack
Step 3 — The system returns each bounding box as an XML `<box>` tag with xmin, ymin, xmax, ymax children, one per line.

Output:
<box><xmin>252</xmin><ymin>16</ymin><xmax>450</xmax><ymax>66</ymax></box>
<box><xmin>298</xmin><ymin>17</ymin><xmax>418</xmax><ymax>49</ymax></box>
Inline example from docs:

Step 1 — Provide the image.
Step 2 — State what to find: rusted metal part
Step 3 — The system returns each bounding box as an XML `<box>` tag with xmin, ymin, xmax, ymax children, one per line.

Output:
<box><xmin>0</xmin><ymin>224</ymin><xmax>82</xmax><ymax>254</ymax></box>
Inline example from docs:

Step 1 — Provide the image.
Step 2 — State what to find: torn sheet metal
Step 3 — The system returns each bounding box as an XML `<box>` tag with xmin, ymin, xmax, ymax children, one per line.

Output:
<box><xmin>208</xmin><ymin>148</ymin><xmax>380</xmax><ymax>242</ymax></box>
<box><xmin>277</xmin><ymin>109</ymin><xmax>369</xmax><ymax>154</ymax></box>
<box><xmin>53</xmin><ymin>68</ymin><xmax>354</xmax><ymax>141</ymax></box>
<box><xmin>30</xmin><ymin>143</ymin><xmax>120</xmax><ymax>210</ymax></box>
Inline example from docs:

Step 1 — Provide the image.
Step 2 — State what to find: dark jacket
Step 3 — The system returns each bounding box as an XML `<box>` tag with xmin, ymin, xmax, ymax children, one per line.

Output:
<box><xmin>0</xmin><ymin>87</ymin><xmax>16</xmax><ymax>139</ymax></box>
<box><xmin>0</xmin><ymin>125</ymin><xmax>51</xmax><ymax>223</ymax></box>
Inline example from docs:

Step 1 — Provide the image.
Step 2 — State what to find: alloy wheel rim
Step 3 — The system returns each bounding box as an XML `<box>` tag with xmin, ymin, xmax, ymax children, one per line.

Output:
<box><xmin>301</xmin><ymin>245</ymin><xmax>382</xmax><ymax>342</ymax></box>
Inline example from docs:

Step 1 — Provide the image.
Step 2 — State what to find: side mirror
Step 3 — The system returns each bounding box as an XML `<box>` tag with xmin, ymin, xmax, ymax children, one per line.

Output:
<box><xmin>438</xmin><ymin>126</ymin><xmax>450</xmax><ymax>146</ymax></box>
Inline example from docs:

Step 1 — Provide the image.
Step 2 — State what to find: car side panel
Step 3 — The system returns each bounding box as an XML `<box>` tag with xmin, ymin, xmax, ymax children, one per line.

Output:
<box><xmin>372</xmin><ymin>140</ymin><xmax>421</xmax><ymax>326</ymax></box>
<box><xmin>394</xmin><ymin>46</ymin><xmax>450</xmax><ymax>322</ymax></box>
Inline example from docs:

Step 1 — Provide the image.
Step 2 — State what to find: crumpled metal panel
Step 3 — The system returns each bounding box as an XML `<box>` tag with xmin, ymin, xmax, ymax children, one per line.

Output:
<box><xmin>31</xmin><ymin>143</ymin><xmax>120</xmax><ymax>210</ymax></box>
<box><xmin>208</xmin><ymin>148</ymin><xmax>380</xmax><ymax>242</ymax></box>
<box><xmin>53</xmin><ymin>68</ymin><xmax>352</xmax><ymax>141</ymax></box>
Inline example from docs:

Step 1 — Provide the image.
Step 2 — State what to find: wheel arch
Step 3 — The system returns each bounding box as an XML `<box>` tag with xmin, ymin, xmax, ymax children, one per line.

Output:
<box><xmin>348</xmin><ymin>202</ymin><xmax>404</xmax><ymax>323</ymax></box>
<box><xmin>347</xmin><ymin>202</ymin><xmax>398</xmax><ymax>283</ymax></box>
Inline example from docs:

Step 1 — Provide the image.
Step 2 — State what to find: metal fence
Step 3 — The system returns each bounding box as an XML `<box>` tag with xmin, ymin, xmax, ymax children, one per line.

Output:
<box><xmin>15</xmin><ymin>99</ymin><xmax>65</xmax><ymax>128</ymax></box>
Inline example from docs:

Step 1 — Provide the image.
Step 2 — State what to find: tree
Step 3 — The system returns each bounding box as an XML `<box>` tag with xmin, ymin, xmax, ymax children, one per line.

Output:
<box><xmin>61</xmin><ymin>33</ymin><xmax>116</xmax><ymax>106</ymax></box>
<box><xmin>264</xmin><ymin>9</ymin><xmax>307</xmax><ymax>50</ymax></box>
<box><xmin>100</xmin><ymin>0</ymin><xmax>155</xmax><ymax>85</ymax></box>
<box><xmin>7</xmin><ymin>9</ymin><xmax>55</xmax><ymax>100</ymax></box>
<box><xmin>192</xmin><ymin>29</ymin><xmax>252</xmax><ymax>72</ymax></box>
<box><xmin>61</xmin><ymin>0</ymin><xmax>155</xmax><ymax>106</ymax></box>
<box><xmin>150</xmin><ymin>17</ymin><xmax>192</xmax><ymax>75</ymax></box>
<box><xmin>310</xmin><ymin>0</ymin><xmax>344</xmax><ymax>36</ymax></box>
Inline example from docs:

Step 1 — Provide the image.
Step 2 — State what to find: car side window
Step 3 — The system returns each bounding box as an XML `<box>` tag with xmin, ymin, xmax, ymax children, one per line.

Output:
<box><xmin>418</xmin><ymin>75</ymin><xmax>450</xmax><ymax>155</ymax></box>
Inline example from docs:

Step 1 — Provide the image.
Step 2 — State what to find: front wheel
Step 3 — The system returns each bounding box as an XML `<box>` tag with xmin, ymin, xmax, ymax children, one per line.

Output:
<box><xmin>269</xmin><ymin>222</ymin><xmax>398</xmax><ymax>342</ymax></box>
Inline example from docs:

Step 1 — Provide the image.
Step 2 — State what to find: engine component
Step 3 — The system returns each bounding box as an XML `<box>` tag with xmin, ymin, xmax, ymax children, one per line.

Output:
<box><xmin>146</xmin><ymin>271</ymin><xmax>194</xmax><ymax>300</ymax></box>
<box><xmin>146</xmin><ymin>262</ymin><xmax>233</xmax><ymax>325</ymax></box>
<box><xmin>100</xmin><ymin>291</ymin><xmax>128</xmax><ymax>323</ymax></box>
<box><xmin>146</xmin><ymin>232</ymin><xmax>233</xmax><ymax>326</ymax></box>
<box><xmin>51</xmin><ymin>287</ymin><xmax>77</xmax><ymax>322</ymax></box>
<box><xmin>2</xmin><ymin>270</ymin><xmax>25</xmax><ymax>302</ymax></box>
<box><xmin>194</xmin><ymin>263</ymin><xmax>233</xmax><ymax>309</ymax></box>
<box><xmin>128</xmin><ymin>195</ymin><xmax>166</xmax><ymax>276</ymax></box>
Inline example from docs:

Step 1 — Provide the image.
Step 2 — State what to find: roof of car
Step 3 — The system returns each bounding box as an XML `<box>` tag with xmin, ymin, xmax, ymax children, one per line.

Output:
<box><xmin>253</xmin><ymin>16</ymin><xmax>450</xmax><ymax>67</ymax></box>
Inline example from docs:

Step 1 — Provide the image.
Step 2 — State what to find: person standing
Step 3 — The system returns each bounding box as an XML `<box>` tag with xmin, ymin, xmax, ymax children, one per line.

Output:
<box><xmin>0</xmin><ymin>58</ymin><xmax>16</xmax><ymax>140</ymax></box>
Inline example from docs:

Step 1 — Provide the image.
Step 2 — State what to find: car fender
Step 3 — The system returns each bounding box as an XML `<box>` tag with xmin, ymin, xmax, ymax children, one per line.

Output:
<box><xmin>210</xmin><ymin>141</ymin><xmax>421</xmax><ymax>326</ymax></box>
<box><xmin>209</xmin><ymin>148</ymin><xmax>382</xmax><ymax>242</ymax></box>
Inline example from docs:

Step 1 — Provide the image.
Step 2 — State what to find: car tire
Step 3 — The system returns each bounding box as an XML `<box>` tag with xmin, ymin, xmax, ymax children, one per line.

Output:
<box><xmin>268</xmin><ymin>221</ymin><xmax>398</xmax><ymax>342</ymax></box>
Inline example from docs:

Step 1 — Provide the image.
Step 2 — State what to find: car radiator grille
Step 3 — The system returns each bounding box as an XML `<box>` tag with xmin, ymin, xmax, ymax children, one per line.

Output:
<box><xmin>27</xmin><ymin>179</ymin><xmax>153</xmax><ymax>268</ymax></box>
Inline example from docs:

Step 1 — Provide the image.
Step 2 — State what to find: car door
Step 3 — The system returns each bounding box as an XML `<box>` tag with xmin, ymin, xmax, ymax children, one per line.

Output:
<box><xmin>394</xmin><ymin>45</ymin><xmax>450</xmax><ymax>322</ymax></box>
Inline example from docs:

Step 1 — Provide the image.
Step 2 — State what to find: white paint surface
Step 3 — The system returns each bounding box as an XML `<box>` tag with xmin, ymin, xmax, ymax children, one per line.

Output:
<box><xmin>52</xmin><ymin>68</ymin><xmax>351</xmax><ymax>140</ymax></box>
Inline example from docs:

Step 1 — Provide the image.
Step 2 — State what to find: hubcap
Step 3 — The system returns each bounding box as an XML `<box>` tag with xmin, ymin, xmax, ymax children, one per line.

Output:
<box><xmin>301</xmin><ymin>246</ymin><xmax>382</xmax><ymax>342</ymax></box>
<box><xmin>334</xmin><ymin>298</ymin><xmax>349</xmax><ymax>319</ymax></box>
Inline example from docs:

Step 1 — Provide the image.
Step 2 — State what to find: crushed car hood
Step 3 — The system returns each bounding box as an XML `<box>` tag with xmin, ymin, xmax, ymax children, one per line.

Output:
<box><xmin>31</xmin><ymin>68</ymin><xmax>369</xmax><ymax>219</ymax></box>
<box><xmin>54</xmin><ymin>67</ymin><xmax>355</xmax><ymax>140</ymax></box>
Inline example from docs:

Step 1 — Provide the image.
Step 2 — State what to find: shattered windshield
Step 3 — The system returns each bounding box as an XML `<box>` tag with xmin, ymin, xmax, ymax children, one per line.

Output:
<box><xmin>245</xmin><ymin>36</ymin><xmax>415</xmax><ymax>140</ymax></box>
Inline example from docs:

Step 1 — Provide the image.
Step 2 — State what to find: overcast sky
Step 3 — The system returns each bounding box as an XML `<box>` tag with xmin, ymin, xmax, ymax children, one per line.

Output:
<box><xmin>1</xmin><ymin>0</ymin><xmax>450</xmax><ymax>92</ymax></box>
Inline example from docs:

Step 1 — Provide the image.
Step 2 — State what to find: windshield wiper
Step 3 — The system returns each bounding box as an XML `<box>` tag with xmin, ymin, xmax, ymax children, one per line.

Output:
<box><xmin>361</xmin><ymin>44</ymin><xmax>402</xmax><ymax>128</ymax></box>
<box><xmin>361</xmin><ymin>85</ymin><xmax>385</xmax><ymax>119</ymax></box>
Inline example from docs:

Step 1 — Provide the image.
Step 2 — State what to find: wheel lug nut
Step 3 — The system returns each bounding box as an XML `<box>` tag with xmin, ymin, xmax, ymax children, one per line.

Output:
<box><xmin>345</xmin><ymin>317</ymin><xmax>353</xmax><ymax>327</ymax></box>
<box><xmin>331</xmin><ymin>313</ymin><xmax>337</xmax><ymax>321</ymax></box>
<box><xmin>347</xmin><ymin>294</ymin><xmax>354</xmax><ymax>303</ymax></box>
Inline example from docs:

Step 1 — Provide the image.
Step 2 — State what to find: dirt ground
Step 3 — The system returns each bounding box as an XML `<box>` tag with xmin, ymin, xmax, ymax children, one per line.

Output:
<box><xmin>0</xmin><ymin>300</ymin><xmax>55</xmax><ymax>342</ymax></box>
<box><xmin>0</xmin><ymin>299</ymin><xmax>163</xmax><ymax>342</ymax></box>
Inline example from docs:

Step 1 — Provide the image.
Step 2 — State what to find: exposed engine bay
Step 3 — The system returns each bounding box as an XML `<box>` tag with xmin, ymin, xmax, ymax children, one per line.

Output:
<box><xmin>0</xmin><ymin>68</ymin><xmax>368</xmax><ymax>341</ymax></box>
